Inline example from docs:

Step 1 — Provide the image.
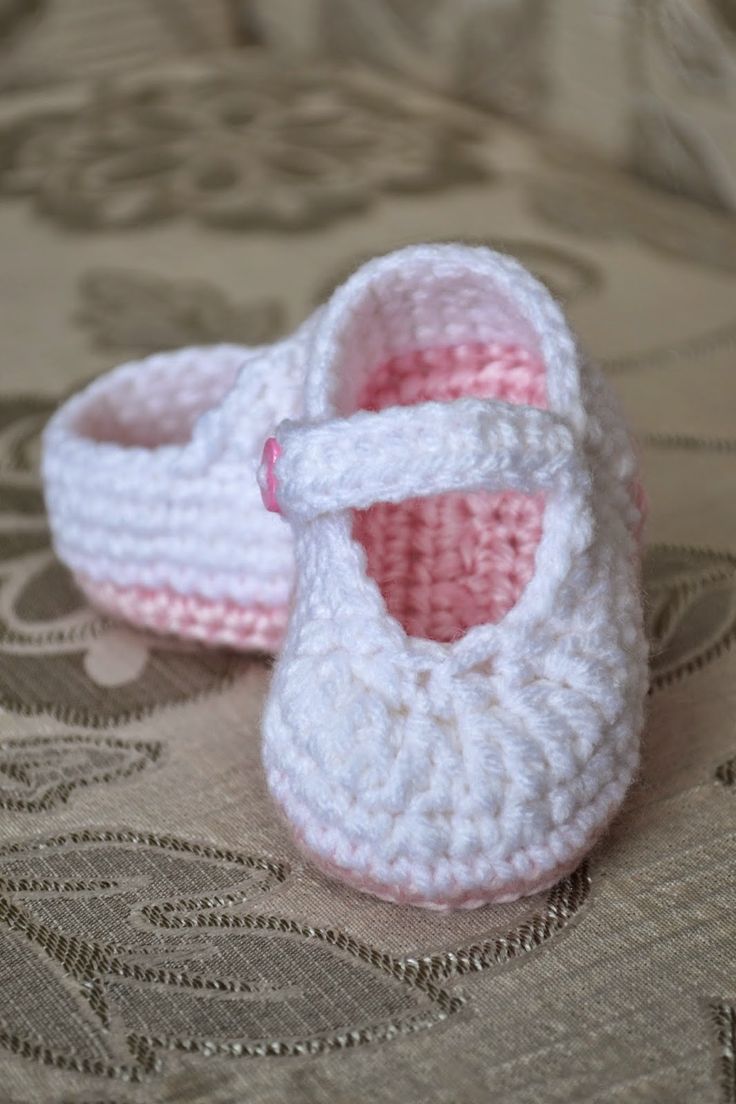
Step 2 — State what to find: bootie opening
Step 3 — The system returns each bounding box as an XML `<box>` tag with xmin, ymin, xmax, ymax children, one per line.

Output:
<box><xmin>72</xmin><ymin>347</ymin><xmax>244</xmax><ymax>449</ymax></box>
<box><xmin>342</xmin><ymin>262</ymin><xmax>550</xmax><ymax>643</ymax></box>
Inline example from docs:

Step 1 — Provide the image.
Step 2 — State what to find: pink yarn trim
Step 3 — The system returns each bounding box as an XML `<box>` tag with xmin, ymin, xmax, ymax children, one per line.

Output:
<box><xmin>258</xmin><ymin>437</ymin><xmax>283</xmax><ymax>514</ymax></box>
<box><xmin>78</xmin><ymin>577</ymin><xmax>286</xmax><ymax>652</ymax></box>
<box><xmin>354</xmin><ymin>342</ymin><xmax>547</xmax><ymax>643</ymax></box>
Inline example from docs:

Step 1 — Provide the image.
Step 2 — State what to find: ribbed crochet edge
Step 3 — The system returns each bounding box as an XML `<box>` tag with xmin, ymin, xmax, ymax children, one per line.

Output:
<box><xmin>79</xmin><ymin>576</ymin><xmax>287</xmax><ymax>652</ymax></box>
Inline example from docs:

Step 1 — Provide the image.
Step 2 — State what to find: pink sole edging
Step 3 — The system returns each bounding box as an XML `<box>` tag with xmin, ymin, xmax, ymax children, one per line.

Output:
<box><xmin>78</xmin><ymin>576</ymin><xmax>287</xmax><ymax>652</ymax></box>
<box><xmin>289</xmin><ymin>817</ymin><xmax>586</xmax><ymax>910</ymax></box>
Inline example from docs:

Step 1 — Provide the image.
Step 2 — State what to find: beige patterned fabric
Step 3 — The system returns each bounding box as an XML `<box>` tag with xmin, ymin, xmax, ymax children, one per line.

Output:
<box><xmin>251</xmin><ymin>0</ymin><xmax>736</xmax><ymax>213</ymax></box>
<box><xmin>1</xmin><ymin>16</ymin><xmax>736</xmax><ymax>1104</ymax></box>
<box><xmin>0</xmin><ymin>0</ymin><xmax>241</xmax><ymax>91</ymax></box>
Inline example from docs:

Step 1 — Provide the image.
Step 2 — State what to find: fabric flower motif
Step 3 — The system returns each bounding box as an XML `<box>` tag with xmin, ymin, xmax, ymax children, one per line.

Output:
<box><xmin>0</xmin><ymin>828</ymin><xmax>590</xmax><ymax>1082</ymax></box>
<box><xmin>0</xmin><ymin>62</ymin><xmax>488</xmax><ymax>231</ymax></box>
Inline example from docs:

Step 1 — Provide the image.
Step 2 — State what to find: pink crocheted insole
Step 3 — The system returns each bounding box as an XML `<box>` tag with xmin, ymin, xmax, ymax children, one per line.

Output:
<box><xmin>353</xmin><ymin>342</ymin><xmax>547</xmax><ymax>643</ymax></box>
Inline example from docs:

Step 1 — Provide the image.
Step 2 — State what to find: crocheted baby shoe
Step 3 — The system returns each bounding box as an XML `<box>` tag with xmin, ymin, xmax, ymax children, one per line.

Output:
<box><xmin>261</xmin><ymin>243</ymin><xmax>648</xmax><ymax>909</ymax></box>
<box><xmin>43</xmin><ymin>337</ymin><xmax>308</xmax><ymax>651</ymax></box>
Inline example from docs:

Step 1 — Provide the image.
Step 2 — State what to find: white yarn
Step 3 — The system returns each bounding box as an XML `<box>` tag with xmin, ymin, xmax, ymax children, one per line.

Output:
<box><xmin>274</xmin><ymin>399</ymin><xmax>581</xmax><ymax>521</ymax></box>
<box><xmin>43</xmin><ymin>335</ymin><xmax>308</xmax><ymax>612</ymax></box>
<box><xmin>262</xmin><ymin>243</ymin><xmax>648</xmax><ymax>909</ymax></box>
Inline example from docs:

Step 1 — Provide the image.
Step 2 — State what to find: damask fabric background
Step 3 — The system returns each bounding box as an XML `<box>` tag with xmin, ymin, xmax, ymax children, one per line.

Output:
<box><xmin>252</xmin><ymin>0</ymin><xmax>736</xmax><ymax>214</ymax></box>
<box><xmin>0</xmin><ymin>9</ymin><xmax>736</xmax><ymax>1104</ymax></box>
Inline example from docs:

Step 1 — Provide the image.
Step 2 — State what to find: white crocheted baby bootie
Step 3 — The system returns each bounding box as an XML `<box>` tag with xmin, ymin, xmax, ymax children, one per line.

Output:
<box><xmin>43</xmin><ymin>334</ymin><xmax>310</xmax><ymax>651</ymax></box>
<box><xmin>260</xmin><ymin>243</ymin><xmax>648</xmax><ymax>909</ymax></box>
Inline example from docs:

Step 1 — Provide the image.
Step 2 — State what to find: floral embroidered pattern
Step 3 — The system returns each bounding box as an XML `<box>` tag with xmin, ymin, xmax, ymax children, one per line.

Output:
<box><xmin>398</xmin><ymin>862</ymin><xmax>590</xmax><ymax>981</ymax></box>
<box><xmin>262</xmin><ymin>0</ymin><xmax>547</xmax><ymax>121</ymax></box>
<box><xmin>642</xmin><ymin>432</ymin><xmax>736</xmax><ymax>454</ymax></box>
<box><xmin>77</xmin><ymin>269</ymin><xmax>285</xmax><ymax>355</ymax></box>
<box><xmin>644</xmin><ymin>544</ymin><xmax>736</xmax><ymax>690</ymax></box>
<box><xmin>0</xmin><ymin>62</ymin><xmax>487</xmax><ymax>231</ymax></box>
<box><xmin>528</xmin><ymin>162</ymin><xmax>736</xmax><ymax>274</ymax></box>
<box><xmin>0</xmin><ymin>828</ymin><xmax>589</xmax><ymax>1084</ymax></box>
<box><xmin>602</xmin><ymin>315</ymin><xmax>736</xmax><ymax>375</ymax></box>
<box><xmin>707</xmin><ymin>1001</ymin><xmax>736</xmax><ymax>1103</ymax></box>
<box><xmin>0</xmin><ymin>829</ymin><xmax>457</xmax><ymax>1080</ymax></box>
<box><xmin>715</xmin><ymin>754</ymin><xmax>736</xmax><ymax>790</ymax></box>
<box><xmin>0</xmin><ymin>733</ymin><xmax>162</xmax><ymax>812</ymax></box>
<box><xmin>0</xmin><ymin>399</ymin><xmax>254</xmax><ymax>726</ymax></box>
<box><xmin>630</xmin><ymin>0</ymin><xmax>736</xmax><ymax>212</ymax></box>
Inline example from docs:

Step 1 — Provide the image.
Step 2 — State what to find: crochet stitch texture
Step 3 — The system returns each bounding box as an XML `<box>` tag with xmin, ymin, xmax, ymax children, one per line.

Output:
<box><xmin>43</xmin><ymin>339</ymin><xmax>307</xmax><ymax>650</ymax></box>
<box><xmin>262</xmin><ymin>243</ymin><xmax>648</xmax><ymax>909</ymax></box>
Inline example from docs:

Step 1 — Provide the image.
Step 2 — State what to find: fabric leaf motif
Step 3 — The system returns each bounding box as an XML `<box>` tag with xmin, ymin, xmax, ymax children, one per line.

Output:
<box><xmin>397</xmin><ymin>862</ymin><xmax>590</xmax><ymax>981</ymax></box>
<box><xmin>528</xmin><ymin>164</ymin><xmax>736</xmax><ymax>273</ymax></box>
<box><xmin>452</xmin><ymin>0</ymin><xmax>548</xmax><ymax>121</ymax></box>
<box><xmin>643</xmin><ymin>544</ymin><xmax>736</xmax><ymax>688</ymax></box>
<box><xmin>0</xmin><ymin>734</ymin><xmax>162</xmax><ymax>812</ymax></box>
<box><xmin>656</xmin><ymin>0</ymin><xmax>734</xmax><ymax>91</ymax></box>
<box><xmin>715</xmin><ymin>753</ymin><xmax>736</xmax><ymax>788</ymax></box>
<box><xmin>0</xmin><ymin>831</ymin><xmax>460</xmax><ymax>1081</ymax></box>
<box><xmin>77</xmin><ymin>269</ymin><xmax>285</xmax><ymax>355</ymax></box>
<box><xmin>318</xmin><ymin>0</ymin><xmax>440</xmax><ymax>81</ymax></box>
<box><xmin>0</xmin><ymin>397</ymin><xmax>46</xmax><ymax>476</ymax></box>
<box><xmin>706</xmin><ymin>1001</ymin><xmax>736</xmax><ymax>1103</ymax></box>
<box><xmin>631</xmin><ymin>100</ymin><xmax>736</xmax><ymax>213</ymax></box>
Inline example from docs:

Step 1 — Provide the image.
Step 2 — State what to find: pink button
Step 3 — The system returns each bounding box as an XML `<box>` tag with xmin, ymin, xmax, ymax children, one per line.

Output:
<box><xmin>258</xmin><ymin>437</ymin><xmax>282</xmax><ymax>514</ymax></box>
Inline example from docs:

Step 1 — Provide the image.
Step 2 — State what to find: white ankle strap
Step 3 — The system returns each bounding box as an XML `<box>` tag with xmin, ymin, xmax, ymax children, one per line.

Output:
<box><xmin>267</xmin><ymin>398</ymin><xmax>584</xmax><ymax>522</ymax></box>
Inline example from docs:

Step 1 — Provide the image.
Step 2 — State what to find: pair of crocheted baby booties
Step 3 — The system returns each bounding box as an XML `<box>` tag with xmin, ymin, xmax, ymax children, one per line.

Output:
<box><xmin>44</xmin><ymin>244</ymin><xmax>648</xmax><ymax>910</ymax></box>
